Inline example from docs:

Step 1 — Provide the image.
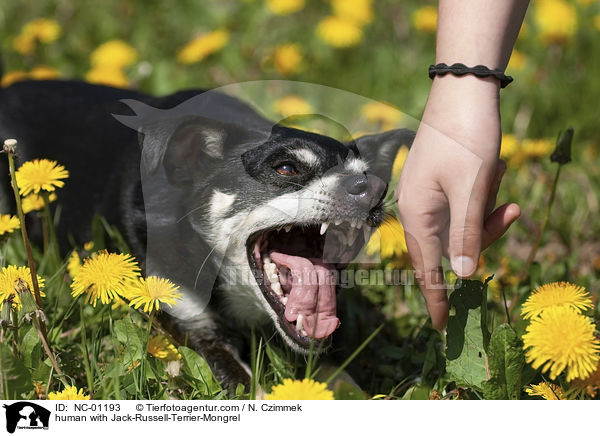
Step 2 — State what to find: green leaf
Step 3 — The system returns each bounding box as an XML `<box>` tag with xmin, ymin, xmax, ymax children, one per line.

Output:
<box><xmin>445</xmin><ymin>279</ymin><xmax>490</xmax><ymax>390</ymax></box>
<box><xmin>114</xmin><ymin>318</ymin><xmax>145</xmax><ymax>366</ymax></box>
<box><xmin>21</xmin><ymin>326</ymin><xmax>41</xmax><ymax>370</ymax></box>
<box><xmin>0</xmin><ymin>343</ymin><xmax>33</xmax><ymax>399</ymax></box>
<box><xmin>179</xmin><ymin>346</ymin><xmax>221</xmax><ymax>396</ymax></box>
<box><xmin>483</xmin><ymin>324</ymin><xmax>525</xmax><ymax>400</ymax></box>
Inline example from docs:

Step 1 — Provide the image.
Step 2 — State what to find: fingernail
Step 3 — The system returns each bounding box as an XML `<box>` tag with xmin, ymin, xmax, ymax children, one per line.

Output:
<box><xmin>451</xmin><ymin>256</ymin><xmax>475</xmax><ymax>277</ymax></box>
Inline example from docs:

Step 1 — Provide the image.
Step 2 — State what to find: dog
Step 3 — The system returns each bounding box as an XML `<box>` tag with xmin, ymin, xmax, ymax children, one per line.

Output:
<box><xmin>0</xmin><ymin>78</ymin><xmax>414</xmax><ymax>390</ymax></box>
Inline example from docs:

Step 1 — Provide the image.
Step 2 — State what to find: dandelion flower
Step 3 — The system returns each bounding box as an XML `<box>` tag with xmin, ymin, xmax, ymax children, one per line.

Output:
<box><xmin>90</xmin><ymin>40</ymin><xmax>138</xmax><ymax>69</ymax></box>
<box><xmin>521</xmin><ymin>282</ymin><xmax>593</xmax><ymax>320</ymax></box>
<box><xmin>273</xmin><ymin>95</ymin><xmax>313</xmax><ymax>118</ymax></box>
<box><xmin>500</xmin><ymin>134</ymin><xmax>519</xmax><ymax>160</ymax></box>
<box><xmin>0</xmin><ymin>265</ymin><xmax>45</xmax><ymax>310</ymax></box>
<box><xmin>361</xmin><ymin>101</ymin><xmax>403</xmax><ymax>130</ymax></box>
<box><xmin>177</xmin><ymin>30</ymin><xmax>229</xmax><ymax>65</ymax></box>
<box><xmin>273</xmin><ymin>44</ymin><xmax>302</xmax><ymax>76</ymax></box>
<box><xmin>28</xmin><ymin>65</ymin><xmax>61</xmax><ymax>80</ymax></box>
<box><xmin>127</xmin><ymin>276</ymin><xmax>181</xmax><ymax>313</ymax></box>
<box><xmin>535</xmin><ymin>0</ymin><xmax>577</xmax><ymax>44</ymax></box>
<box><xmin>366</xmin><ymin>217</ymin><xmax>408</xmax><ymax>260</ymax></box>
<box><xmin>13</xmin><ymin>18</ymin><xmax>61</xmax><ymax>55</ymax></box>
<box><xmin>85</xmin><ymin>66</ymin><xmax>130</xmax><ymax>88</ymax></box>
<box><xmin>525</xmin><ymin>382</ymin><xmax>565</xmax><ymax>400</ymax></box>
<box><xmin>391</xmin><ymin>146</ymin><xmax>409</xmax><ymax>180</ymax></box>
<box><xmin>47</xmin><ymin>385</ymin><xmax>90</xmax><ymax>400</ymax></box>
<box><xmin>412</xmin><ymin>6</ymin><xmax>438</xmax><ymax>33</ymax></box>
<box><xmin>523</xmin><ymin>306</ymin><xmax>600</xmax><ymax>381</ymax></box>
<box><xmin>148</xmin><ymin>335</ymin><xmax>182</xmax><ymax>361</ymax></box>
<box><xmin>331</xmin><ymin>0</ymin><xmax>373</xmax><ymax>25</ymax></box>
<box><xmin>71</xmin><ymin>251</ymin><xmax>140</xmax><ymax>306</ymax></box>
<box><xmin>266</xmin><ymin>378</ymin><xmax>334</xmax><ymax>400</ymax></box>
<box><xmin>1</xmin><ymin>71</ymin><xmax>29</xmax><ymax>87</ymax></box>
<box><xmin>15</xmin><ymin>159</ymin><xmax>69</xmax><ymax>196</ymax></box>
<box><xmin>317</xmin><ymin>16</ymin><xmax>363</xmax><ymax>48</ymax></box>
<box><xmin>266</xmin><ymin>0</ymin><xmax>305</xmax><ymax>15</ymax></box>
<box><xmin>66</xmin><ymin>251</ymin><xmax>82</xmax><ymax>279</ymax></box>
<box><xmin>21</xmin><ymin>192</ymin><xmax>57</xmax><ymax>214</ymax></box>
<box><xmin>0</xmin><ymin>215</ymin><xmax>20</xmax><ymax>236</ymax></box>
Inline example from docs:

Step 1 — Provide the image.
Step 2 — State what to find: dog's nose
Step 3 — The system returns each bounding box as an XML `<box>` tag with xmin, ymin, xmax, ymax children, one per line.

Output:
<box><xmin>343</xmin><ymin>174</ymin><xmax>387</xmax><ymax>210</ymax></box>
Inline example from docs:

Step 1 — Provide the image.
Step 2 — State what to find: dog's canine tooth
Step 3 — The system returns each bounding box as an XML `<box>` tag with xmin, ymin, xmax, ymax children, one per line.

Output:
<box><xmin>320</xmin><ymin>222</ymin><xmax>329</xmax><ymax>235</ymax></box>
<box><xmin>271</xmin><ymin>282</ymin><xmax>282</xmax><ymax>296</ymax></box>
<box><xmin>284</xmin><ymin>225</ymin><xmax>292</xmax><ymax>232</ymax></box>
<box><xmin>334</xmin><ymin>220</ymin><xmax>342</xmax><ymax>226</ymax></box>
<box><xmin>296</xmin><ymin>314</ymin><xmax>304</xmax><ymax>332</ymax></box>
<box><xmin>300</xmin><ymin>329</ymin><xmax>308</xmax><ymax>337</ymax></box>
<box><xmin>281</xmin><ymin>296</ymin><xmax>288</xmax><ymax>305</ymax></box>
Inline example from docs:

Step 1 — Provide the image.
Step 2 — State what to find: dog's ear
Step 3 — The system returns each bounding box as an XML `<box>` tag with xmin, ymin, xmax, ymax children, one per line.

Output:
<box><xmin>113</xmin><ymin>99</ymin><xmax>260</xmax><ymax>183</ymax></box>
<box><xmin>350</xmin><ymin>128</ymin><xmax>415</xmax><ymax>182</ymax></box>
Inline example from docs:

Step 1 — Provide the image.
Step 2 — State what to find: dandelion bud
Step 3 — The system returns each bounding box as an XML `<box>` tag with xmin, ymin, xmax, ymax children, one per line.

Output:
<box><xmin>1</xmin><ymin>296</ymin><xmax>15</xmax><ymax>325</ymax></box>
<box><xmin>2</xmin><ymin>138</ymin><xmax>17</xmax><ymax>153</ymax></box>
<box><xmin>550</xmin><ymin>127</ymin><xmax>574</xmax><ymax>165</ymax></box>
<box><xmin>14</xmin><ymin>278</ymin><xmax>38</xmax><ymax>314</ymax></box>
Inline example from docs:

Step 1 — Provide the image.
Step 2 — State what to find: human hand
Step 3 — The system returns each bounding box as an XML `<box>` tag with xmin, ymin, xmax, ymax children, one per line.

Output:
<box><xmin>396</xmin><ymin>76</ymin><xmax>521</xmax><ymax>329</ymax></box>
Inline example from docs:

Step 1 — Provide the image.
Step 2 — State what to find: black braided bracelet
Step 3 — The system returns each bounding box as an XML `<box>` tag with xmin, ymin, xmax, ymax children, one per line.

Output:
<box><xmin>428</xmin><ymin>63</ymin><xmax>514</xmax><ymax>88</ymax></box>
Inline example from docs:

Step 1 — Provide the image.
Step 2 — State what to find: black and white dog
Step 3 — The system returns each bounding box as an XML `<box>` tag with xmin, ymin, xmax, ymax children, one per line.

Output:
<box><xmin>0</xmin><ymin>79</ymin><xmax>413</xmax><ymax>389</ymax></box>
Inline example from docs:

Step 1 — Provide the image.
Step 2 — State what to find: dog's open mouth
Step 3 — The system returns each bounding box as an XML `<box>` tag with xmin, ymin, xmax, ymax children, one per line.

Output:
<box><xmin>246</xmin><ymin>221</ymin><xmax>369</xmax><ymax>348</ymax></box>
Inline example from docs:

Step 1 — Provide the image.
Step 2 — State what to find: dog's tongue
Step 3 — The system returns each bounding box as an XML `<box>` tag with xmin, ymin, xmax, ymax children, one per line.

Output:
<box><xmin>269</xmin><ymin>252</ymin><xmax>340</xmax><ymax>339</ymax></box>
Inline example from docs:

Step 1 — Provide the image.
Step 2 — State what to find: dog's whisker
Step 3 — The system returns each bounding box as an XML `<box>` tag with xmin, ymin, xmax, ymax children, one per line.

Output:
<box><xmin>177</xmin><ymin>204</ymin><xmax>205</xmax><ymax>223</ymax></box>
<box><xmin>194</xmin><ymin>246</ymin><xmax>217</xmax><ymax>289</ymax></box>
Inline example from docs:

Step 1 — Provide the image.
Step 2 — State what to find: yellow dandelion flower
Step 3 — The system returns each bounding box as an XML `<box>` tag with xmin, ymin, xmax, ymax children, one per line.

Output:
<box><xmin>1</xmin><ymin>71</ymin><xmax>29</xmax><ymax>87</ymax></box>
<box><xmin>177</xmin><ymin>29</ymin><xmax>229</xmax><ymax>65</ymax></box>
<box><xmin>127</xmin><ymin>276</ymin><xmax>182</xmax><ymax>313</ymax></box>
<box><xmin>317</xmin><ymin>15</ymin><xmax>363</xmax><ymax>48</ymax></box>
<box><xmin>273</xmin><ymin>95</ymin><xmax>313</xmax><ymax>118</ymax></box>
<box><xmin>521</xmin><ymin>282</ymin><xmax>593</xmax><ymax>320</ymax></box>
<box><xmin>331</xmin><ymin>0</ymin><xmax>373</xmax><ymax>25</ymax></box>
<box><xmin>15</xmin><ymin>159</ymin><xmax>69</xmax><ymax>196</ymax></box>
<box><xmin>66</xmin><ymin>251</ymin><xmax>81</xmax><ymax>280</ymax></box>
<box><xmin>85</xmin><ymin>66</ymin><xmax>130</xmax><ymax>88</ymax></box>
<box><xmin>523</xmin><ymin>306</ymin><xmax>600</xmax><ymax>381</ymax></box>
<box><xmin>521</xmin><ymin>138</ymin><xmax>553</xmax><ymax>159</ymax></box>
<box><xmin>366</xmin><ymin>217</ymin><xmax>408</xmax><ymax>260</ymax></box>
<box><xmin>266</xmin><ymin>378</ymin><xmax>334</xmax><ymax>400</ymax></box>
<box><xmin>13</xmin><ymin>18</ymin><xmax>61</xmax><ymax>55</ymax></box>
<box><xmin>28</xmin><ymin>65</ymin><xmax>61</xmax><ymax>80</ymax></box>
<box><xmin>21</xmin><ymin>192</ymin><xmax>57</xmax><ymax>214</ymax></box>
<box><xmin>571</xmin><ymin>362</ymin><xmax>600</xmax><ymax>397</ymax></box>
<box><xmin>500</xmin><ymin>134</ymin><xmax>519</xmax><ymax>160</ymax></box>
<box><xmin>47</xmin><ymin>385</ymin><xmax>90</xmax><ymax>400</ymax></box>
<box><xmin>535</xmin><ymin>0</ymin><xmax>577</xmax><ymax>45</ymax></box>
<box><xmin>147</xmin><ymin>335</ymin><xmax>182</xmax><ymax>361</ymax></box>
<box><xmin>273</xmin><ymin>44</ymin><xmax>303</xmax><ymax>76</ymax></box>
<box><xmin>507</xmin><ymin>50</ymin><xmax>526</xmax><ymax>72</ymax></box>
<box><xmin>412</xmin><ymin>6</ymin><xmax>438</xmax><ymax>33</ymax></box>
<box><xmin>90</xmin><ymin>40</ymin><xmax>138</xmax><ymax>69</ymax></box>
<box><xmin>23</xmin><ymin>18</ymin><xmax>61</xmax><ymax>44</ymax></box>
<box><xmin>0</xmin><ymin>215</ymin><xmax>20</xmax><ymax>236</ymax></box>
<box><xmin>71</xmin><ymin>251</ymin><xmax>140</xmax><ymax>306</ymax></box>
<box><xmin>525</xmin><ymin>382</ymin><xmax>565</xmax><ymax>400</ymax></box>
<box><xmin>266</xmin><ymin>0</ymin><xmax>305</xmax><ymax>15</ymax></box>
<box><xmin>83</xmin><ymin>241</ymin><xmax>94</xmax><ymax>251</ymax></box>
<box><xmin>361</xmin><ymin>101</ymin><xmax>403</xmax><ymax>130</ymax></box>
<box><xmin>0</xmin><ymin>265</ymin><xmax>45</xmax><ymax>310</ymax></box>
<box><xmin>392</xmin><ymin>146</ymin><xmax>409</xmax><ymax>180</ymax></box>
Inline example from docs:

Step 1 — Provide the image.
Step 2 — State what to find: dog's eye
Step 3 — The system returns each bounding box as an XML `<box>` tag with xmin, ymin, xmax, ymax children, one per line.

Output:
<box><xmin>275</xmin><ymin>164</ymin><xmax>297</xmax><ymax>176</ymax></box>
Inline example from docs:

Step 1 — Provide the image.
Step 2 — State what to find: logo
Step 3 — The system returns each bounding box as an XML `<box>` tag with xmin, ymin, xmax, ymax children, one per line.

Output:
<box><xmin>2</xmin><ymin>402</ymin><xmax>50</xmax><ymax>433</ymax></box>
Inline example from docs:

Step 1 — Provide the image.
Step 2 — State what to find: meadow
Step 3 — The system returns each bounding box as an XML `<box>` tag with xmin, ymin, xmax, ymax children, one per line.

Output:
<box><xmin>0</xmin><ymin>0</ymin><xmax>599</xmax><ymax>400</ymax></box>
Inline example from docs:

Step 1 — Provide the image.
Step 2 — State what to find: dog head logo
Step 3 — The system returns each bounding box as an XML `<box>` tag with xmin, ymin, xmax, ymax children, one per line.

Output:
<box><xmin>3</xmin><ymin>402</ymin><xmax>50</xmax><ymax>433</ymax></box>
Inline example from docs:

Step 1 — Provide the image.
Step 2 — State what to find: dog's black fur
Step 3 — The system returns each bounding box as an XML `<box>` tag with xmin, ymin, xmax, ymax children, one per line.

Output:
<box><xmin>0</xmin><ymin>79</ymin><xmax>414</xmax><ymax>391</ymax></box>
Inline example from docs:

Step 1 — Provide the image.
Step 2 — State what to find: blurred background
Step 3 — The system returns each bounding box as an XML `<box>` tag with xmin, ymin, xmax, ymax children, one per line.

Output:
<box><xmin>1</xmin><ymin>0</ymin><xmax>600</xmax><ymax>395</ymax></box>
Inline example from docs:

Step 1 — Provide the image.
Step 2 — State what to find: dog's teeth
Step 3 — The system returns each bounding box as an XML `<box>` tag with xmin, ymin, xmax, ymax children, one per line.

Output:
<box><xmin>320</xmin><ymin>222</ymin><xmax>329</xmax><ymax>235</ymax></box>
<box><xmin>284</xmin><ymin>225</ymin><xmax>292</xmax><ymax>232</ymax></box>
<box><xmin>271</xmin><ymin>282</ymin><xmax>282</xmax><ymax>296</ymax></box>
<box><xmin>334</xmin><ymin>220</ymin><xmax>342</xmax><ymax>226</ymax></box>
<box><xmin>281</xmin><ymin>296</ymin><xmax>288</xmax><ymax>305</ymax></box>
<box><xmin>263</xmin><ymin>256</ymin><xmax>272</xmax><ymax>265</ymax></box>
<box><xmin>296</xmin><ymin>314</ymin><xmax>304</xmax><ymax>332</ymax></box>
<box><xmin>300</xmin><ymin>329</ymin><xmax>308</xmax><ymax>337</ymax></box>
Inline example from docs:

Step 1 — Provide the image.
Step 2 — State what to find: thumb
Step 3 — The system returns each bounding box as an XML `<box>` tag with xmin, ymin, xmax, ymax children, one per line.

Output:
<box><xmin>448</xmin><ymin>190</ymin><xmax>485</xmax><ymax>278</ymax></box>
